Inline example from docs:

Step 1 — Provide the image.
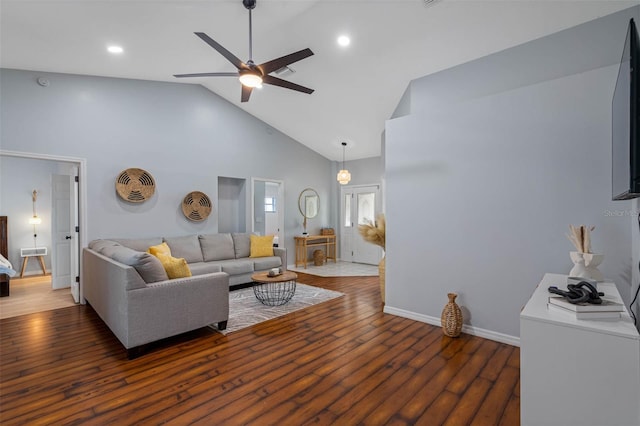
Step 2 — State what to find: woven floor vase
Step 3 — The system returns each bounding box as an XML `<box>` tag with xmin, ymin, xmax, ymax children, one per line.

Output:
<box><xmin>441</xmin><ymin>293</ymin><xmax>463</xmax><ymax>337</ymax></box>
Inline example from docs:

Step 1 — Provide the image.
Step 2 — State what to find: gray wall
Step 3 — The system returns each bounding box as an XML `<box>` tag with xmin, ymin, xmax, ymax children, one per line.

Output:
<box><xmin>340</xmin><ymin>156</ymin><xmax>384</xmax><ymax>187</ymax></box>
<box><xmin>0</xmin><ymin>69</ymin><xmax>334</xmax><ymax>266</ymax></box>
<box><xmin>385</xmin><ymin>5</ymin><xmax>639</xmax><ymax>340</ymax></box>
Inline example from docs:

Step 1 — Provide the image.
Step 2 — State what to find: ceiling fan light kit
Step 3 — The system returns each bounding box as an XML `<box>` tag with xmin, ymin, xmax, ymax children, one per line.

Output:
<box><xmin>238</xmin><ymin>72</ymin><xmax>262</xmax><ymax>88</ymax></box>
<box><xmin>174</xmin><ymin>0</ymin><xmax>314</xmax><ymax>103</ymax></box>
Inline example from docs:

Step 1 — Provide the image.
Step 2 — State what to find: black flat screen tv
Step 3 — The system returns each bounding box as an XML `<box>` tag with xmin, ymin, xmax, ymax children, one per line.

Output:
<box><xmin>612</xmin><ymin>18</ymin><xmax>640</xmax><ymax>201</ymax></box>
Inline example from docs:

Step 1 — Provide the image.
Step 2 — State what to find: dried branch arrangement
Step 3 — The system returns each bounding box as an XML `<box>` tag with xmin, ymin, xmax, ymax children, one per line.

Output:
<box><xmin>358</xmin><ymin>214</ymin><xmax>385</xmax><ymax>249</ymax></box>
<box><xmin>566</xmin><ymin>224</ymin><xmax>595</xmax><ymax>253</ymax></box>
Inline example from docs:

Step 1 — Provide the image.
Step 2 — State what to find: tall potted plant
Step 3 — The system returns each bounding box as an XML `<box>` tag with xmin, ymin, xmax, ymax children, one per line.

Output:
<box><xmin>358</xmin><ymin>214</ymin><xmax>386</xmax><ymax>303</ymax></box>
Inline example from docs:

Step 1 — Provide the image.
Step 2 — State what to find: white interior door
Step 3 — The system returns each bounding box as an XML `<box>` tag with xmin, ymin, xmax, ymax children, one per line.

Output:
<box><xmin>340</xmin><ymin>184</ymin><xmax>382</xmax><ymax>265</ymax></box>
<box><xmin>51</xmin><ymin>174</ymin><xmax>78</xmax><ymax>301</ymax></box>
<box><xmin>252</xmin><ymin>178</ymin><xmax>284</xmax><ymax>246</ymax></box>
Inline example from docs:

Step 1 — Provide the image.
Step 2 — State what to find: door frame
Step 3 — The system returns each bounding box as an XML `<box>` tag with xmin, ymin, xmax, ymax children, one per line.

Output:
<box><xmin>0</xmin><ymin>150</ymin><xmax>88</xmax><ymax>303</ymax></box>
<box><xmin>340</xmin><ymin>183</ymin><xmax>382</xmax><ymax>264</ymax></box>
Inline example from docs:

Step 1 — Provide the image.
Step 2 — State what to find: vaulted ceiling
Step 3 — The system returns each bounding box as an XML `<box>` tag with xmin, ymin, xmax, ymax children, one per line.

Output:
<box><xmin>1</xmin><ymin>0</ymin><xmax>635</xmax><ymax>160</ymax></box>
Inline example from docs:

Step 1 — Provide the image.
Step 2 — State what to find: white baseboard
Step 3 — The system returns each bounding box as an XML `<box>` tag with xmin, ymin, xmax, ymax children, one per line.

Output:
<box><xmin>383</xmin><ymin>305</ymin><xmax>520</xmax><ymax>347</ymax></box>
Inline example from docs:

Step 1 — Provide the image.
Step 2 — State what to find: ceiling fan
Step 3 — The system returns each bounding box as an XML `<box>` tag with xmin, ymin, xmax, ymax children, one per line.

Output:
<box><xmin>174</xmin><ymin>0</ymin><xmax>314</xmax><ymax>103</ymax></box>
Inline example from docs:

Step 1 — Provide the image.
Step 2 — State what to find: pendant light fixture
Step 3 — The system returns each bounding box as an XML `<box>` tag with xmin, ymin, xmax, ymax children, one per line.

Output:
<box><xmin>337</xmin><ymin>142</ymin><xmax>351</xmax><ymax>185</ymax></box>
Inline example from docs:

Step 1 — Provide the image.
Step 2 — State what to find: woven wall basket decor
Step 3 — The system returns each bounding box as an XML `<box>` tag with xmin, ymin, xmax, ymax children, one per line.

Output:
<box><xmin>182</xmin><ymin>191</ymin><xmax>212</xmax><ymax>222</ymax></box>
<box><xmin>115</xmin><ymin>168</ymin><xmax>156</xmax><ymax>203</ymax></box>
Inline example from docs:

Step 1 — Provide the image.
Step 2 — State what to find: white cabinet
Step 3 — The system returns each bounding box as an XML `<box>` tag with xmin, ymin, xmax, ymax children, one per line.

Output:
<box><xmin>520</xmin><ymin>273</ymin><xmax>640</xmax><ymax>426</ymax></box>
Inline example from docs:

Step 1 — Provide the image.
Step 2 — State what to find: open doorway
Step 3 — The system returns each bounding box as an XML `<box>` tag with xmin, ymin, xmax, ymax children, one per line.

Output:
<box><xmin>0</xmin><ymin>150</ymin><xmax>87</xmax><ymax>317</ymax></box>
<box><xmin>251</xmin><ymin>178</ymin><xmax>284</xmax><ymax>246</ymax></box>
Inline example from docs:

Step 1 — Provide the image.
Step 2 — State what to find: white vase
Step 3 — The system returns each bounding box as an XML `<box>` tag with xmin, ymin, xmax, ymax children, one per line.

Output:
<box><xmin>569</xmin><ymin>251</ymin><xmax>604</xmax><ymax>281</ymax></box>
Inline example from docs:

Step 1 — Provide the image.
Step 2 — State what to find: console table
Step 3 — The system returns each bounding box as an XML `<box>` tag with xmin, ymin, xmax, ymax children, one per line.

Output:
<box><xmin>520</xmin><ymin>273</ymin><xmax>640</xmax><ymax>426</ymax></box>
<box><xmin>294</xmin><ymin>235</ymin><xmax>337</xmax><ymax>268</ymax></box>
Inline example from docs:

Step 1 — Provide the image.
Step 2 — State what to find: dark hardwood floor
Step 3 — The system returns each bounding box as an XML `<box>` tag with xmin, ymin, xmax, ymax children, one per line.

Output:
<box><xmin>0</xmin><ymin>273</ymin><xmax>520</xmax><ymax>425</ymax></box>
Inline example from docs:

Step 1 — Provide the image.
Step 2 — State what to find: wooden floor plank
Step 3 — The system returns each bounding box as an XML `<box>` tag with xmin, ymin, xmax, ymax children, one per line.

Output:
<box><xmin>443</xmin><ymin>377</ymin><xmax>493</xmax><ymax>426</ymax></box>
<box><xmin>472</xmin><ymin>365</ymin><xmax>520</xmax><ymax>425</ymax></box>
<box><xmin>0</xmin><ymin>273</ymin><xmax>520</xmax><ymax>425</ymax></box>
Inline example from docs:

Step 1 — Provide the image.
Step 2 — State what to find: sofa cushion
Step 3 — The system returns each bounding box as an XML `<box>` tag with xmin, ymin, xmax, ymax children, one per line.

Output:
<box><xmin>250</xmin><ymin>235</ymin><xmax>274</xmax><ymax>258</ymax></box>
<box><xmin>155</xmin><ymin>253</ymin><xmax>192</xmax><ymax>279</ymax></box>
<box><xmin>231</xmin><ymin>233</ymin><xmax>252</xmax><ymax>259</ymax></box>
<box><xmin>253</xmin><ymin>256</ymin><xmax>282</xmax><ymax>271</ymax></box>
<box><xmin>100</xmin><ymin>245</ymin><xmax>168</xmax><ymax>283</ymax></box>
<box><xmin>148</xmin><ymin>242</ymin><xmax>171</xmax><ymax>257</ymax></box>
<box><xmin>89</xmin><ymin>239</ymin><xmax>120</xmax><ymax>253</ymax></box>
<box><xmin>199</xmin><ymin>234</ymin><xmax>235</xmax><ymax>261</ymax></box>
<box><xmin>188</xmin><ymin>262</ymin><xmax>223</xmax><ymax>276</ymax></box>
<box><xmin>216</xmin><ymin>260</ymin><xmax>254</xmax><ymax>275</ymax></box>
<box><xmin>112</xmin><ymin>237</ymin><xmax>163</xmax><ymax>252</ymax></box>
<box><xmin>163</xmin><ymin>235</ymin><xmax>204</xmax><ymax>263</ymax></box>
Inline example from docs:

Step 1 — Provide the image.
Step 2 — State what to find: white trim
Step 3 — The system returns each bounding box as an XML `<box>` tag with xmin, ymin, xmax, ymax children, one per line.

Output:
<box><xmin>340</xmin><ymin>182</ymin><xmax>381</xmax><ymax>190</ymax></box>
<box><xmin>383</xmin><ymin>305</ymin><xmax>520</xmax><ymax>347</ymax></box>
<box><xmin>0</xmin><ymin>149</ymin><xmax>88</xmax><ymax>304</ymax></box>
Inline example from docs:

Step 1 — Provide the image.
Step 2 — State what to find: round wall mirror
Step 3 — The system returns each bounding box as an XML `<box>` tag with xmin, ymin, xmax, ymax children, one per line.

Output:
<box><xmin>298</xmin><ymin>188</ymin><xmax>319</xmax><ymax>219</ymax></box>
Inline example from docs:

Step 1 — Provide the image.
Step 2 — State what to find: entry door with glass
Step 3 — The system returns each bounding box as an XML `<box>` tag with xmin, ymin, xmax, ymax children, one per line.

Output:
<box><xmin>340</xmin><ymin>185</ymin><xmax>382</xmax><ymax>265</ymax></box>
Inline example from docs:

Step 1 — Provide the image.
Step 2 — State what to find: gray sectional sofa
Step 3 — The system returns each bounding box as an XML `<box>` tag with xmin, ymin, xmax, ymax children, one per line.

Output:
<box><xmin>83</xmin><ymin>233</ymin><xmax>286</xmax><ymax>358</ymax></box>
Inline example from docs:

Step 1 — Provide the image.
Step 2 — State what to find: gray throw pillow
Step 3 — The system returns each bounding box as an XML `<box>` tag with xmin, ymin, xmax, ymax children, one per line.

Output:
<box><xmin>163</xmin><ymin>235</ymin><xmax>204</xmax><ymax>263</ymax></box>
<box><xmin>199</xmin><ymin>234</ymin><xmax>235</xmax><ymax>261</ymax></box>
<box><xmin>101</xmin><ymin>245</ymin><xmax>168</xmax><ymax>283</ymax></box>
<box><xmin>112</xmin><ymin>237</ymin><xmax>163</xmax><ymax>252</ymax></box>
<box><xmin>89</xmin><ymin>239</ymin><xmax>120</xmax><ymax>253</ymax></box>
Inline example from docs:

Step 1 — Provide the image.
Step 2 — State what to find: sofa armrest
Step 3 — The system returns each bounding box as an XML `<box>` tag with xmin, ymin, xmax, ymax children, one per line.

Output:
<box><xmin>83</xmin><ymin>248</ymin><xmax>147</xmax><ymax>345</ymax></box>
<box><xmin>274</xmin><ymin>247</ymin><xmax>287</xmax><ymax>270</ymax></box>
<box><xmin>126</xmin><ymin>272</ymin><xmax>229</xmax><ymax>348</ymax></box>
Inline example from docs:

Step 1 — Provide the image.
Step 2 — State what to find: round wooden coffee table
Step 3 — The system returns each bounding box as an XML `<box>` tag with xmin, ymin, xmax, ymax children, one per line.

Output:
<box><xmin>251</xmin><ymin>271</ymin><xmax>298</xmax><ymax>306</ymax></box>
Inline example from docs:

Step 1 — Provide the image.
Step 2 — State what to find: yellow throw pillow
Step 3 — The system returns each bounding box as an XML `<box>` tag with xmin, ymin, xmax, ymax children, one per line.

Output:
<box><xmin>250</xmin><ymin>234</ymin><xmax>274</xmax><ymax>258</ymax></box>
<box><xmin>148</xmin><ymin>242</ymin><xmax>171</xmax><ymax>257</ymax></box>
<box><xmin>155</xmin><ymin>253</ymin><xmax>192</xmax><ymax>279</ymax></box>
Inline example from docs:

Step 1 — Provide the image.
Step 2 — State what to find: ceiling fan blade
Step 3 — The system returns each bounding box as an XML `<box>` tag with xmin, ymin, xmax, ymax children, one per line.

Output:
<box><xmin>194</xmin><ymin>32</ymin><xmax>247</xmax><ymax>70</ymax></box>
<box><xmin>241</xmin><ymin>85</ymin><xmax>253</xmax><ymax>103</ymax></box>
<box><xmin>258</xmin><ymin>48</ymin><xmax>314</xmax><ymax>74</ymax></box>
<box><xmin>262</xmin><ymin>75</ymin><xmax>314</xmax><ymax>94</ymax></box>
<box><xmin>174</xmin><ymin>72</ymin><xmax>239</xmax><ymax>78</ymax></box>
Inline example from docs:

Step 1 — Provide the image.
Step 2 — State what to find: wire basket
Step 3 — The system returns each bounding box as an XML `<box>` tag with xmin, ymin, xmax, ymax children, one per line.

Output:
<box><xmin>253</xmin><ymin>280</ymin><xmax>296</xmax><ymax>306</ymax></box>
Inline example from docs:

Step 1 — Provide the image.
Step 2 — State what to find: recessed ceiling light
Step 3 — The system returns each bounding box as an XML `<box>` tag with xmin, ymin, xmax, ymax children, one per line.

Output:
<box><xmin>107</xmin><ymin>45</ymin><xmax>124</xmax><ymax>54</ymax></box>
<box><xmin>337</xmin><ymin>35</ymin><xmax>350</xmax><ymax>47</ymax></box>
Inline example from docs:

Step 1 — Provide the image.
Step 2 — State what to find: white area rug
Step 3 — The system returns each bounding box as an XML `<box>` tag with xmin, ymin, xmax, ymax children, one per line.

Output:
<box><xmin>288</xmin><ymin>261</ymin><xmax>378</xmax><ymax>277</ymax></box>
<box><xmin>211</xmin><ymin>283</ymin><xmax>344</xmax><ymax>335</ymax></box>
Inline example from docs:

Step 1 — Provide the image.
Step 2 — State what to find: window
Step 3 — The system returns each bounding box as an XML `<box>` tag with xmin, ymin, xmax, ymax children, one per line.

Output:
<box><xmin>344</xmin><ymin>194</ymin><xmax>351</xmax><ymax>227</ymax></box>
<box><xmin>357</xmin><ymin>192</ymin><xmax>375</xmax><ymax>225</ymax></box>
<box><xmin>265</xmin><ymin>197</ymin><xmax>276</xmax><ymax>213</ymax></box>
